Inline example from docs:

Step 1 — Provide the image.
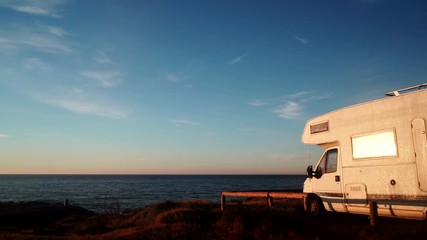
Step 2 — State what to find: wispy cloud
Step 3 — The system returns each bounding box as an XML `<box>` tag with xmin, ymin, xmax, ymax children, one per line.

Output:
<box><xmin>94</xmin><ymin>50</ymin><xmax>114</xmax><ymax>64</ymax></box>
<box><xmin>171</xmin><ymin>119</ymin><xmax>200</xmax><ymax>127</ymax></box>
<box><xmin>21</xmin><ymin>35</ymin><xmax>72</xmax><ymax>54</ymax></box>
<box><xmin>279</xmin><ymin>91</ymin><xmax>332</xmax><ymax>103</ymax></box>
<box><xmin>46</xmin><ymin>26</ymin><xmax>68</xmax><ymax>37</ymax></box>
<box><xmin>0</xmin><ymin>34</ymin><xmax>73</xmax><ymax>54</ymax></box>
<box><xmin>163</xmin><ymin>63</ymin><xmax>197</xmax><ymax>84</ymax></box>
<box><xmin>250</xmin><ymin>91</ymin><xmax>332</xmax><ymax>119</ymax></box>
<box><xmin>275</xmin><ymin>92</ymin><xmax>331</xmax><ymax>119</ymax></box>
<box><xmin>0</xmin><ymin>24</ymin><xmax>73</xmax><ymax>55</ymax></box>
<box><xmin>42</xmin><ymin>98</ymin><xmax>127</xmax><ymax>119</ymax></box>
<box><xmin>31</xmin><ymin>88</ymin><xmax>128</xmax><ymax>119</ymax></box>
<box><xmin>228</xmin><ymin>52</ymin><xmax>250</xmax><ymax>65</ymax></box>
<box><xmin>0</xmin><ymin>134</ymin><xmax>9</xmax><ymax>138</ymax></box>
<box><xmin>293</xmin><ymin>35</ymin><xmax>309</xmax><ymax>44</ymax></box>
<box><xmin>165</xmin><ymin>73</ymin><xmax>186</xmax><ymax>83</ymax></box>
<box><xmin>274</xmin><ymin>101</ymin><xmax>303</xmax><ymax>119</ymax></box>
<box><xmin>0</xmin><ymin>37</ymin><xmax>18</xmax><ymax>52</ymax></box>
<box><xmin>248</xmin><ymin>99</ymin><xmax>268</xmax><ymax>107</ymax></box>
<box><xmin>10</xmin><ymin>5</ymin><xmax>60</xmax><ymax>18</ymax></box>
<box><xmin>81</xmin><ymin>71</ymin><xmax>123</xmax><ymax>88</ymax></box>
<box><xmin>23</xmin><ymin>58</ymin><xmax>51</xmax><ymax>71</ymax></box>
<box><xmin>0</xmin><ymin>0</ymin><xmax>65</xmax><ymax>18</ymax></box>
<box><xmin>286</xmin><ymin>91</ymin><xmax>311</xmax><ymax>99</ymax></box>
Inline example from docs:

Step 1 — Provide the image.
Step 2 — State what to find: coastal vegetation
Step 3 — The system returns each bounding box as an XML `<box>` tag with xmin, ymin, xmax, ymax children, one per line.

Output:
<box><xmin>0</xmin><ymin>199</ymin><xmax>426</xmax><ymax>239</ymax></box>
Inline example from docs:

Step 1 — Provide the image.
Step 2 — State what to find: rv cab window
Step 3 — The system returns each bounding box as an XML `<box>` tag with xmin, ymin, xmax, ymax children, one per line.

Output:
<box><xmin>317</xmin><ymin>149</ymin><xmax>338</xmax><ymax>175</ymax></box>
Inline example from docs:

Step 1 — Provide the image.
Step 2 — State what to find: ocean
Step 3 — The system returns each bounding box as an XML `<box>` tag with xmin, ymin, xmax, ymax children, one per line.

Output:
<box><xmin>0</xmin><ymin>175</ymin><xmax>306</xmax><ymax>212</ymax></box>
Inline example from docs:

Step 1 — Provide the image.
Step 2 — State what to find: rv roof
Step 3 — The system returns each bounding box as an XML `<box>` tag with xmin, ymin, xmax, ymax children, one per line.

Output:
<box><xmin>302</xmin><ymin>86</ymin><xmax>427</xmax><ymax>146</ymax></box>
<box><xmin>385</xmin><ymin>83</ymin><xmax>427</xmax><ymax>96</ymax></box>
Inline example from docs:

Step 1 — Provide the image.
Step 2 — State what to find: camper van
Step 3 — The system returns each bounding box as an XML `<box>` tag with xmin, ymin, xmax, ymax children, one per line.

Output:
<box><xmin>302</xmin><ymin>84</ymin><xmax>427</xmax><ymax>220</ymax></box>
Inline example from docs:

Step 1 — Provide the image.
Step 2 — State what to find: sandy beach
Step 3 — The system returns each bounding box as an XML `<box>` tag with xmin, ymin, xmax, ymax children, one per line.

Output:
<box><xmin>0</xmin><ymin>199</ymin><xmax>426</xmax><ymax>240</ymax></box>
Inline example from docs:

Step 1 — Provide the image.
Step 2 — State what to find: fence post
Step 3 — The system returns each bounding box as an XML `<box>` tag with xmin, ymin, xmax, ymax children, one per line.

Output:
<box><xmin>221</xmin><ymin>194</ymin><xmax>226</xmax><ymax>211</ymax></box>
<box><xmin>267</xmin><ymin>193</ymin><xmax>273</xmax><ymax>207</ymax></box>
<box><xmin>369</xmin><ymin>201</ymin><xmax>378</xmax><ymax>229</ymax></box>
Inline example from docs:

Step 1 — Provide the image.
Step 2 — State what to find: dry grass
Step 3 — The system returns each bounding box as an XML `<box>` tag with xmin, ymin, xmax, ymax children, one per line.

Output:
<box><xmin>1</xmin><ymin>199</ymin><xmax>427</xmax><ymax>239</ymax></box>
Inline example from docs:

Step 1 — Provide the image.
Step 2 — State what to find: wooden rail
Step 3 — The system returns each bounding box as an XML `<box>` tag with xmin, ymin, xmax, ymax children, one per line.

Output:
<box><xmin>220</xmin><ymin>191</ymin><xmax>380</xmax><ymax>228</ymax></box>
<box><xmin>220</xmin><ymin>190</ymin><xmax>305</xmax><ymax>211</ymax></box>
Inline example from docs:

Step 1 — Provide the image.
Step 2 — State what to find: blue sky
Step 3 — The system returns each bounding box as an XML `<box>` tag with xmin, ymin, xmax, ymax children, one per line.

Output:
<box><xmin>0</xmin><ymin>0</ymin><xmax>426</xmax><ymax>174</ymax></box>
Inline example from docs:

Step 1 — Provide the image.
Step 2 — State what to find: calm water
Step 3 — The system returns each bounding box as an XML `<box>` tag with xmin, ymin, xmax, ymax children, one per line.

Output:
<box><xmin>0</xmin><ymin>175</ymin><xmax>305</xmax><ymax>212</ymax></box>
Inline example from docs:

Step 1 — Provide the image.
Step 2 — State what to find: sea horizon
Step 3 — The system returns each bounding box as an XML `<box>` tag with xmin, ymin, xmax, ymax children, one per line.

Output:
<box><xmin>0</xmin><ymin>175</ymin><xmax>306</xmax><ymax>212</ymax></box>
<box><xmin>0</xmin><ymin>173</ymin><xmax>305</xmax><ymax>176</ymax></box>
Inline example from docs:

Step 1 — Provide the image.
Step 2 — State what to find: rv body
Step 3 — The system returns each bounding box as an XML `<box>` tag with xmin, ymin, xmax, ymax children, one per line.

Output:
<box><xmin>302</xmin><ymin>86</ymin><xmax>427</xmax><ymax>220</ymax></box>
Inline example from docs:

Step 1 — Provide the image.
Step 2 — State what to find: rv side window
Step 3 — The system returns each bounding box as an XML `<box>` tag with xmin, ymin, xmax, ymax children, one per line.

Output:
<box><xmin>352</xmin><ymin>130</ymin><xmax>397</xmax><ymax>159</ymax></box>
<box><xmin>317</xmin><ymin>149</ymin><xmax>338</xmax><ymax>174</ymax></box>
<box><xmin>326</xmin><ymin>149</ymin><xmax>337</xmax><ymax>173</ymax></box>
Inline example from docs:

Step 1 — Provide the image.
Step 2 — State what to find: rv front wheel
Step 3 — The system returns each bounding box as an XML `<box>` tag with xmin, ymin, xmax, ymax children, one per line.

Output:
<box><xmin>307</xmin><ymin>196</ymin><xmax>323</xmax><ymax>217</ymax></box>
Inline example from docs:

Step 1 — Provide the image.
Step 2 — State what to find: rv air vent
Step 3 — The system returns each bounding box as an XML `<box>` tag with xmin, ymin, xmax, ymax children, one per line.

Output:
<box><xmin>310</xmin><ymin>121</ymin><xmax>329</xmax><ymax>134</ymax></box>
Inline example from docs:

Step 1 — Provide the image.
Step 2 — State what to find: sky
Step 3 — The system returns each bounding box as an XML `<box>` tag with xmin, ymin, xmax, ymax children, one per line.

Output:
<box><xmin>0</xmin><ymin>0</ymin><xmax>426</xmax><ymax>174</ymax></box>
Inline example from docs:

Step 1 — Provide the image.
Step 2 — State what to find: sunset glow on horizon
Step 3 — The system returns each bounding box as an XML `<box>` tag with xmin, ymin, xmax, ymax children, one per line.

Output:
<box><xmin>1</xmin><ymin>0</ymin><xmax>426</xmax><ymax>174</ymax></box>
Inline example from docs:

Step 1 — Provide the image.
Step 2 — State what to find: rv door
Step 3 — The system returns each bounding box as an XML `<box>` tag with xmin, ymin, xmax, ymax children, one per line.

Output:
<box><xmin>311</xmin><ymin>147</ymin><xmax>345</xmax><ymax>212</ymax></box>
<box><xmin>412</xmin><ymin>118</ymin><xmax>427</xmax><ymax>192</ymax></box>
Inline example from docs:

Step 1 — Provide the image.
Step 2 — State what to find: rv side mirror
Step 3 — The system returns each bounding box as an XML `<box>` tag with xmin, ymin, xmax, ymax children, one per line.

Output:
<box><xmin>306</xmin><ymin>165</ymin><xmax>314</xmax><ymax>178</ymax></box>
<box><xmin>314</xmin><ymin>167</ymin><xmax>323</xmax><ymax>179</ymax></box>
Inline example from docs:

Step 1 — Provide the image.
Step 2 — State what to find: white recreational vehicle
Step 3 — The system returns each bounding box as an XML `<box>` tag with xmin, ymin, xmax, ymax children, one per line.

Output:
<box><xmin>303</xmin><ymin>83</ymin><xmax>427</xmax><ymax>220</ymax></box>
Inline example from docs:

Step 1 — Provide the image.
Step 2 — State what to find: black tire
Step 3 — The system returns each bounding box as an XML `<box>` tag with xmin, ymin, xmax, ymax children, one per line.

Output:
<box><xmin>307</xmin><ymin>196</ymin><xmax>324</xmax><ymax>217</ymax></box>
